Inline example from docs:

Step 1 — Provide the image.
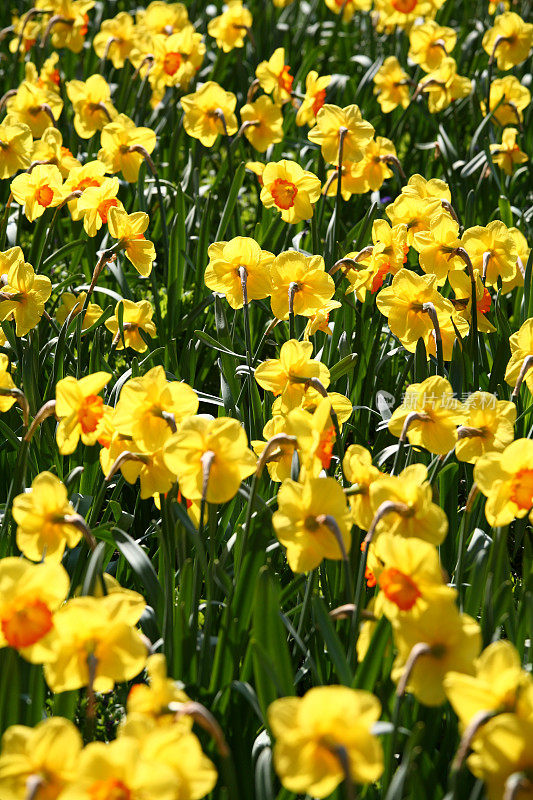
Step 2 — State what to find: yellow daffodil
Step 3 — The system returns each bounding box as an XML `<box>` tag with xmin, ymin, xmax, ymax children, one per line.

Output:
<box><xmin>107</xmin><ymin>207</ymin><xmax>157</xmax><ymax>277</ymax></box>
<box><xmin>0</xmin><ymin>558</ymin><xmax>69</xmax><ymax>662</ymax></box>
<box><xmin>269</xmin><ymin>250</ymin><xmax>335</xmax><ymax>320</ymax></box>
<box><xmin>181</xmin><ymin>81</ymin><xmax>238</xmax><ymax>146</ymax></box>
<box><xmin>136</xmin><ymin>1</ymin><xmax>190</xmax><ymax>37</ymax></box>
<box><xmin>309</xmin><ymin>103</ymin><xmax>374</xmax><ymax>164</ymax></box>
<box><xmin>255</xmin><ymin>339</ymin><xmax>330</xmax><ymax>413</ymax></box>
<box><xmin>268</xmin><ymin>686</ymin><xmax>383</xmax><ymax>797</ymax></box>
<box><xmin>0</xmin><ymin>353</ymin><xmax>17</xmax><ymax>414</ymax></box>
<box><xmin>0</xmin><ymin>718</ymin><xmax>82</xmax><ymax>800</ymax></box>
<box><xmin>374</xmin><ymin>0</ymin><xmax>446</xmax><ymax>32</ymax></box>
<box><xmin>76</xmin><ymin>176</ymin><xmax>122</xmax><ymax>237</ymax></box>
<box><xmin>482</xmin><ymin>11</ymin><xmax>533</xmax><ymax>70</ymax></box>
<box><xmin>260</xmin><ymin>159</ymin><xmax>321</xmax><ymax>223</ymax></box>
<box><xmin>251</xmin><ymin>415</ymin><xmax>296</xmax><ymax>483</ymax></box>
<box><xmin>255</xmin><ymin>47</ymin><xmax>294</xmax><ymax>104</ymax></box>
<box><xmin>448</xmin><ymin>269</ymin><xmax>495</xmax><ymax>333</ymax></box>
<box><xmin>66</xmin><ymin>74</ymin><xmax>118</xmax><ymax>139</ymax></box>
<box><xmin>388</xmin><ymin>376</ymin><xmax>465</xmax><ymax>455</ymax></box>
<box><xmin>386</xmin><ymin>174</ymin><xmax>448</xmax><ymax>244</ymax></box>
<box><xmin>373</xmin><ymin>57</ymin><xmax>411</xmax><ymax>113</ymax></box>
<box><xmin>376</xmin><ymin>268</ymin><xmax>455</xmax><ymax>354</ymax></box>
<box><xmin>0</xmin><ymin>115</ymin><xmax>32</xmax><ymax>179</ymax></box>
<box><xmin>371</xmin><ymin>534</ymin><xmax>455</xmax><ymax>618</ymax></box>
<box><xmin>12</xmin><ymin>472</ymin><xmax>82</xmax><ymax>563</ymax></box>
<box><xmin>506</xmin><ymin>317</ymin><xmax>533</xmax><ymax>395</ymax></box>
<box><xmin>483</xmin><ymin>75</ymin><xmax>531</xmax><ymax>126</ymax></box>
<box><xmin>6</xmin><ymin>80</ymin><xmax>63</xmax><ymax>138</ymax></box>
<box><xmin>208</xmin><ymin>0</ymin><xmax>252</xmax><ymax>51</ymax></box>
<box><xmin>31</xmin><ymin>127</ymin><xmax>80</xmax><ymax>178</ymax></box>
<box><xmin>461</xmin><ymin>220</ymin><xmax>517</xmax><ymax>286</ymax></box>
<box><xmin>490</xmin><ymin>127</ymin><xmax>528</xmax><ymax>175</ymax></box>
<box><xmin>41</xmin><ymin>0</ymin><xmax>94</xmax><ymax>53</ymax></box>
<box><xmin>55</xmin><ymin>371</ymin><xmax>111</xmax><ymax>454</ymax></box>
<box><xmin>205</xmin><ymin>236</ymin><xmax>274</xmax><ymax>308</ymax></box>
<box><xmin>113</xmin><ymin>366</ymin><xmax>198</xmax><ymax>452</ymax></box>
<box><xmin>93</xmin><ymin>11</ymin><xmax>136</xmax><ymax>68</ymax></box>
<box><xmin>55</xmin><ymin>291</ymin><xmax>103</xmax><ymax>331</ymax></box>
<box><xmin>420</xmin><ymin>57</ymin><xmax>472</xmax><ymax>113</ymax></box>
<box><xmin>284</xmin><ymin>397</ymin><xmax>337</xmax><ymax>477</ymax></box>
<box><xmin>455</xmin><ymin>392</ymin><xmax>515</xmax><ymax>464</ymax></box>
<box><xmin>343</xmin><ymin>445</ymin><xmax>382</xmax><ymax>530</ymax></box>
<box><xmin>391</xmin><ymin>598</ymin><xmax>481</xmax><ymax>706</ymax></box>
<box><xmin>444</xmin><ymin>640</ymin><xmax>533</xmax><ymax>729</ymax></box>
<box><xmin>239</xmin><ymin>95</ymin><xmax>284</xmax><ymax>152</ymax></box>
<box><xmin>467</xmin><ymin>714</ymin><xmax>533</xmax><ymax>800</ymax></box>
<box><xmin>105</xmin><ymin>299</ymin><xmax>157</xmax><ymax>353</ymax></box>
<box><xmin>325</xmin><ymin>137</ymin><xmax>398</xmax><ymax>198</ymax></box>
<box><xmin>126</xmin><ymin>653</ymin><xmax>192</xmax><ymax>726</ymax></box>
<box><xmin>98</xmin><ymin>114</ymin><xmax>157</xmax><ymax>182</ymax></box>
<box><xmin>369</xmin><ymin>463</ymin><xmax>448</xmax><ymax>544</ymax></box>
<box><xmin>412</xmin><ymin>210</ymin><xmax>463</xmax><ymax>283</ymax></box>
<box><xmin>163</xmin><ymin>416</ymin><xmax>256</xmax><ymax>503</ymax></box>
<box><xmin>148</xmin><ymin>27</ymin><xmax>206</xmax><ymax>96</ymax></box>
<box><xmin>0</xmin><ymin>255</ymin><xmax>52</xmax><ymax>337</ymax></box>
<box><xmin>10</xmin><ymin>163</ymin><xmax>63</xmax><ymax>222</ymax></box>
<box><xmin>61</xmin><ymin>159</ymin><xmax>108</xmax><ymax>220</ymax></box>
<box><xmin>44</xmin><ymin>590</ymin><xmax>147</xmax><ymax>693</ymax></box>
<box><xmin>474</xmin><ymin>438</ymin><xmax>533</xmax><ymax>526</ymax></box>
<box><xmin>408</xmin><ymin>20</ymin><xmax>457</xmax><ymax>71</ymax></box>
<box><xmin>273</xmin><ymin>476</ymin><xmax>352</xmax><ymax>571</ymax></box>
<box><xmin>295</xmin><ymin>71</ymin><xmax>331</xmax><ymax>127</ymax></box>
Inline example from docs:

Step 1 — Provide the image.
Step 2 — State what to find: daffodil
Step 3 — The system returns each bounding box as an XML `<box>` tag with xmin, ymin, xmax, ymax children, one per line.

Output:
<box><xmin>181</xmin><ymin>82</ymin><xmax>238</xmax><ymax>146</ymax></box>
<box><xmin>148</xmin><ymin>27</ymin><xmax>206</xmax><ymax>96</ymax></box>
<box><xmin>208</xmin><ymin>0</ymin><xmax>252</xmax><ymax>51</ymax></box>
<box><xmin>272</xmin><ymin>477</ymin><xmax>351</xmax><ymax>572</ymax></box>
<box><xmin>127</xmin><ymin>653</ymin><xmax>192</xmax><ymax>726</ymax></box>
<box><xmin>163</xmin><ymin>416</ymin><xmax>256</xmax><ymax>503</ymax></box>
<box><xmin>255</xmin><ymin>339</ymin><xmax>330</xmax><ymax>413</ymax></box>
<box><xmin>386</xmin><ymin>174</ymin><xmax>447</xmax><ymax>244</ymax></box>
<box><xmin>490</xmin><ymin>127</ymin><xmax>528</xmax><ymax>175</ymax></box>
<box><xmin>284</xmin><ymin>397</ymin><xmax>337</xmax><ymax>477</ymax></box>
<box><xmin>31</xmin><ymin>127</ymin><xmax>80</xmax><ymax>178</ymax></box>
<box><xmin>98</xmin><ymin>114</ymin><xmax>157</xmax><ymax>182</ymax></box>
<box><xmin>255</xmin><ymin>47</ymin><xmax>294</xmax><ymax>104</ymax></box>
<box><xmin>369</xmin><ymin>463</ymin><xmax>448</xmax><ymax>544</ymax></box>
<box><xmin>113</xmin><ymin>366</ymin><xmax>198</xmax><ymax>452</ymax></box>
<box><xmin>6</xmin><ymin>80</ymin><xmax>64</xmax><ymax>138</ymax></box>
<box><xmin>136</xmin><ymin>1</ymin><xmax>190</xmax><ymax>37</ymax></box>
<box><xmin>420</xmin><ymin>57</ymin><xmax>472</xmax><ymax>112</ymax></box>
<box><xmin>55</xmin><ymin>371</ymin><xmax>111</xmax><ymax>454</ymax></box>
<box><xmin>343</xmin><ymin>445</ymin><xmax>382</xmax><ymax>530</ymax></box>
<box><xmin>12</xmin><ymin>472</ymin><xmax>82</xmax><ymax>563</ymax></box>
<box><xmin>61</xmin><ymin>160</ymin><xmax>108</xmax><ymax>220</ymax></box>
<box><xmin>448</xmin><ymin>269</ymin><xmax>495</xmax><ymax>333</ymax></box>
<box><xmin>482</xmin><ymin>11</ymin><xmax>533</xmax><ymax>70</ymax></box>
<box><xmin>474</xmin><ymin>438</ymin><xmax>533</xmax><ymax>526</ymax></box>
<box><xmin>66</xmin><ymin>74</ymin><xmax>117</xmax><ymax>139</ymax></box>
<box><xmin>461</xmin><ymin>221</ymin><xmax>517</xmax><ymax>286</ymax></box>
<box><xmin>408</xmin><ymin>20</ymin><xmax>457</xmax><ymax>71</ymax></box>
<box><xmin>0</xmin><ymin>558</ymin><xmax>69</xmax><ymax>662</ymax></box>
<box><xmin>55</xmin><ymin>291</ymin><xmax>102</xmax><ymax>331</ymax></box>
<box><xmin>295</xmin><ymin>71</ymin><xmax>331</xmax><ymax>127</ymax></box>
<box><xmin>444</xmin><ymin>640</ymin><xmax>533</xmax><ymax>729</ymax></box>
<box><xmin>373</xmin><ymin>57</ymin><xmax>411</xmax><ymax>113</ymax></box>
<box><xmin>483</xmin><ymin>75</ymin><xmax>531</xmax><ymax>126</ymax></box>
<box><xmin>308</xmin><ymin>104</ymin><xmax>374</xmax><ymax>164</ymax></box>
<box><xmin>107</xmin><ymin>207</ymin><xmax>156</xmax><ymax>277</ymax></box>
<box><xmin>204</xmin><ymin>236</ymin><xmax>274</xmax><ymax>308</ymax></box>
<box><xmin>10</xmin><ymin>164</ymin><xmax>63</xmax><ymax>222</ymax></box>
<box><xmin>0</xmin><ymin>354</ymin><xmax>17</xmax><ymax>414</ymax></box>
<box><xmin>105</xmin><ymin>299</ymin><xmax>157</xmax><ymax>353</ymax></box>
<box><xmin>506</xmin><ymin>318</ymin><xmax>533</xmax><ymax>395</ymax></box>
<box><xmin>76</xmin><ymin>176</ymin><xmax>122</xmax><ymax>237</ymax></box>
<box><xmin>268</xmin><ymin>686</ymin><xmax>383</xmax><ymax>797</ymax></box>
<box><xmin>455</xmin><ymin>392</ymin><xmax>515</xmax><ymax>464</ymax></box>
<box><xmin>260</xmin><ymin>159</ymin><xmax>321</xmax><ymax>224</ymax></box>
<box><xmin>93</xmin><ymin>11</ymin><xmax>136</xmax><ymax>68</ymax></box>
<box><xmin>391</xmin><ymin>598</ymin><xmax>481</xmax><ymax>706</ymax></box>
<box><xmin>251</xmin><ymin>415</ymin><xmax>296</xmax><ymax>483</ymax></box>
<box><xmin>374</xmin><ymin>0</ymin><xmax>446</xmax><ymax>31</ymax></box>
<box><xmin>41</xmin><ymin>0</ymin><xmax>94</xmax><ymax>53</ymax></box>
<box><xmin>269</xmin><ymin>250</ymin><xmax>335</xmax><ymax>320</ymax></box>
<box><xmin>325</xmin><ymin>137</ymin><xmax>398</xmax><ymax>198</ymax></box>
<box><xmin>0</xmin><ymin>718</ymin><xmax>82</xmax><ymax>800</ymax></box>
<box><xmin>239</xmin><ymin>96</ymin><xmax>284</xmax><ymax>153</ymax></box>
<box><xmin>388</xmin><ymin>376</ymin><xmax>465</xmax><ymax>455</ymax></box>
<box><xmin>412</xmin><ymin>210</ymin><xmax>463</xmax><ymax>283</ymax></box>
<box><xmin>0</xmin><ymin>115</ymin><xmax>32</xmax><ymax>179</ymax></box>
<box><xmin>0</xmin><ymin>255</ymin><xmax>52</xmax><ymax>337</ymax></box>
<box><xmin>44</xmin><ymin>590</ymin><xmax>147</xmax><ymax>693</ymax></box>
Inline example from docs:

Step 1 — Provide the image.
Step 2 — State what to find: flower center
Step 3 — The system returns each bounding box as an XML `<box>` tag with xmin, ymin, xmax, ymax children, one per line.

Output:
<box><xmin>271</xmin><ymin>178</ymin><xmax>298</xmax><ymax>210</ymax></box>
<box><xmin>163</xmin><ymin>51</ymin><xmax>182</xmax><ymax>76</ymax></box>
<box><xmin>78</xmin><ymin>394</ymin><xmax>105</xmax><ymax>434</ymax></box>
<box><xmin>392</xmin><ymin>0</ymin><xmax>417</xmax><ymax>11</ymax></box>
<box><xmin>477</xmin><ymin>286</ymin><xmax>492</xmax><ymax>315</ymax></box>
<box><xmin>36</xmin><ymin>184</ymin><xmax>54</xmax><ymax>207</ymax></box>
<box><xmin>312</xmin><ymin>89</ymin><xmax>327</xmax><ymax>116</ymax></box>
<box><xmin>304</xmin><ymin>515</ymin><xmax>320</xmax><ymax>531</ymax></box>
<box><xmin>98</xmin><ymin>198</ymin><xmax>119</xmax><ymax>223</ymax></box>
<box><xmin>88</xmin><ymin>778</ymin><xmax>132</xmax><ymax>800</ymax></box>
<box><xmin>1</xmin><ymin>598</ymin><xmax>53</xmax><ymax>648</ymax></box>
<box><xmin>378</xmin><ymin>567</ymin><xmax>421</xmax><ymax>611</ymax></box>
<box><xmin>316</xmin><ymin>426</ymin><xmax>335</xmax><ymax>469</ymax></box>
<box><xmin>510</xmin><ymin>468</ymin><xmax>533</xmax><ymax>511</ymax></box>
<box><xmin>278</xmin><ymin>65</ymin><xmax>294</xmax><ymax>94</ymax></box>
<box><xmin>76</xmin><ymin>177</ymin><xmax>101</xmax><ymax>191</ymax></box>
